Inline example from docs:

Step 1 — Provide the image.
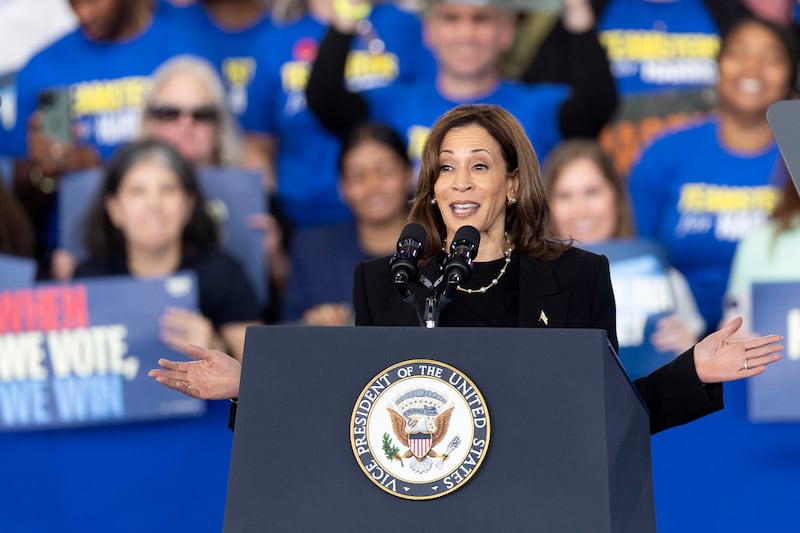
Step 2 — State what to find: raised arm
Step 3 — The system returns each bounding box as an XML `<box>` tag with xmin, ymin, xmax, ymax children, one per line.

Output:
<box><xmin>306</xmin><ymin>24</ymin><xmax>370</xmax><ymax>140</ymax></box>
<box><xmin>520</xmin><ymin>0</ymin><xmax>617</xmax><ymax>138</ymax></box>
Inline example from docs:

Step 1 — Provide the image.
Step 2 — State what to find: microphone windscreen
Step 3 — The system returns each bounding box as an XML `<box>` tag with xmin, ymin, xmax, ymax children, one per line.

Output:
<box><xmin>400</xmin><ymin>223</ymin><xmax>427</xmax><ymax>244</ymax></box>
<box><xmin>453</xmin><ymin>225</ymin><xmax>480</xmax><ymax>249</ymax></box>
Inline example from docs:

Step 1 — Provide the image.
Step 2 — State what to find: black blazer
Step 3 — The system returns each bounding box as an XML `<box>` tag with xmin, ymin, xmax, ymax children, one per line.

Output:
<box><xmin>353</xmin><ymin>247</ymin><xmax>722</xmax><ymax>434</ymax></box>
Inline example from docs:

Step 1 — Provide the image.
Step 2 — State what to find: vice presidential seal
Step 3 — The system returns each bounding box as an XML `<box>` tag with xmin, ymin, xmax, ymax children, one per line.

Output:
<box><xmin>350</xmin><ymin>359</ymin><xmax>490</xmax><ymax>500</ymax></box>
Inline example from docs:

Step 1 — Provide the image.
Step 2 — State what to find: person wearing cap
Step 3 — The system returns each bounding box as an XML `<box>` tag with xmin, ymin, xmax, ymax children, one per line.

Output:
<box><xmin>306</xmin><ymin>0</ymin><xmax>616</xmax><ymax>165</ymax></box>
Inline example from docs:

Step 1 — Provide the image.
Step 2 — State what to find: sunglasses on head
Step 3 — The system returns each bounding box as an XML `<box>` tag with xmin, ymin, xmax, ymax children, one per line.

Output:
<box><xmin>146</xmin><ymin>104</ymin><xmax>220</xmax><ymax>123</ymax></box>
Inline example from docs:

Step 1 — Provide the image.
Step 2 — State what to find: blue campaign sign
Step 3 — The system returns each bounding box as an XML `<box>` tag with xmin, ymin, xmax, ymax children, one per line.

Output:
<box><xmin>58</xmin><ymin>168</ymin><xmax>99</xmax><ymax>260</ymax></box>
<box><xmin>198</xmin><ymin>167</ymin><xmax>268</xmax><ymax>305</ymax></box>
<box><xmin>0</xmin><ymin>253</ymin><xmax>36</xmax><ymax>289</ymax></box>
<box><xmin>0</xmin><ymin>273</ymin><xmax>206</xmax><ymax>431</ymax></box>
<box><xmin>750</xmin><ymin>281</ymin><xmax>800</xmax><ymax>421</ymax></box>
<box><xmin>584</xmin><ymin>239</ymin><xmax>678</xmax><ymax>379</ymax></box>
<box><xmin>59</xmin><ymin>166</ymin><xmax>268</xmax><ymax>305</ymax></box>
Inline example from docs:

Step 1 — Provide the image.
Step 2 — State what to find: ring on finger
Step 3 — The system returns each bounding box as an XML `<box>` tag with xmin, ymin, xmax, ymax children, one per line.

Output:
<box><xmin>743</xmin><ymin>359</ymin><xmax>749</xmax><ymax>371</ymax></box>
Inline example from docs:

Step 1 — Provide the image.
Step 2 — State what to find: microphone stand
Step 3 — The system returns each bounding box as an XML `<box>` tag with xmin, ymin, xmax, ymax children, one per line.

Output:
<box><xmin>436</xmin><ymin>273</ymin><xmax>461</xmax><ymax>319</ymax></box>
<box><xmin>423</xmin><ymin>293</ymin><xmax>437</xmax><ymax>329</ymax></box>
<box><xmin>424</xmin><ymin>225</ymin><xmax>479</xmax><ymax>328</ymax></box>
<box><xmin>423</xmin><ymin>263</ymin><xmax>464</xmax><ymax>328</ymax></box>
<box><xmin>394</xmin><ymin>271</ymin><xmax>426</xmax><ymax>327</ymax></box>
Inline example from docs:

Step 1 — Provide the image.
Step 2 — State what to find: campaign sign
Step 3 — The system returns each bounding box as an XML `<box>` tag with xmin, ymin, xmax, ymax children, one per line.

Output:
<box><xmin>584</xmin><ymin>239</ymin><xmax>678</xmax><ymax>380</ymax></box>
<box><xmin>0</xmin><ymin>273</ymin><xmax>205</xmax><ymax>431</ymax></box>
<box><xmin>749</xmin><ymin>281</ymin><xmax>800</xmax><ymax>421</ymax></box>
<box><xmin>0</xmin><ymin>253</ymin><xmax>36</xmax><ymax>289</ymax></box>
<box><xmin>59</xmin><ymin>167</ymin><xmax>268</xmax><ymax>305</ymax></box>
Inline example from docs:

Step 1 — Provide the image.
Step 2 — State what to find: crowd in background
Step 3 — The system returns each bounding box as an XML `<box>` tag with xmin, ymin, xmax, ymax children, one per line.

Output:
<box><xmin>1</xmin><ymin>0</ymin><xmax>799</xmax><ymax>359</ymax></box>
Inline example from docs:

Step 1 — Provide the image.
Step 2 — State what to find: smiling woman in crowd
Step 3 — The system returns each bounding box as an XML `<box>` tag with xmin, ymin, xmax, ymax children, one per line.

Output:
<box><xmin>150</xmin><ymin>104</ymin><xmax>782</xmax><ymax>436</ymax></box>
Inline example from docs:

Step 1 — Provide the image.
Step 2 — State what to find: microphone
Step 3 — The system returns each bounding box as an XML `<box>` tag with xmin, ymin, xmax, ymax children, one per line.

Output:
<box><xmin>389</xmin><ymin>223</ymin><xmax>426</xmax><ymax>302</ymax></box>
<box><xmin>443</xmin><ymin>225</ymin><xmax>480</xmax><ymax>288</ymax></box>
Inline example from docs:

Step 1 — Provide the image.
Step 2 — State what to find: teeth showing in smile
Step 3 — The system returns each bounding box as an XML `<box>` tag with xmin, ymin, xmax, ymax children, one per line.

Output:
<box><xmin>451</xmin><ymin>202</ymin><xmax>479</xmax><ymax>215</ymax></box>
<box><xmin>572</xmin><ymin>219</ymin><xmax>594</xmax><ymax>232</ymax></box>
<box><xmin>738</xmin><ymin>78</ymin><xmax>763</xmax><ymax>93</ymax></box>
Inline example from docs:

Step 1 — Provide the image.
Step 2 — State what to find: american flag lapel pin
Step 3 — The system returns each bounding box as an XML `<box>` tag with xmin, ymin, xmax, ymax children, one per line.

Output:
<box><xmin>539</xmin><ymin>310</ymin><xmax>548</xmax><ymax>326</ymax></box>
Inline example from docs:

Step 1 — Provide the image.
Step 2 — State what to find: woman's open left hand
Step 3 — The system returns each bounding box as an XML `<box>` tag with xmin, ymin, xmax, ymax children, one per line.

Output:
<box><xmin>694</xmin><ymin>317</ymin><xmax>783</xmax><ymax>384</ymax></box>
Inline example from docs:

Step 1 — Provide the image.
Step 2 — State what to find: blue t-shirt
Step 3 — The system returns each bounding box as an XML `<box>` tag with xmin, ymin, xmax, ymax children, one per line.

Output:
<box><xmin>7</xmin><ymin>13</ymin><xmax>180</xmax><ymax>159</ymax></box>
<box><xmin>282</xmin><ymin>221</ymin><xmax>371</xmax><ymax>321</ymax></box>
<box><xmin>365</xmin><ymin>80</ymin><xmax>568</xmax><ymax>167</ymax></box>
<box><xmin>598</xmin><ymin>0</ymin><xmax>720</xmax><ymax>97</ymax></box>
<box><xmin>161</xmin><ymin>2</ymin><xmax>274</xmax><ymax>119</ymax></box>
<box><xmin>241</xmin><ymin>6</ymin><xmax>435</xmax><ymax>228</ymax></box>
<box><xmin>628</xmin><ymin>118</ymin><xmax>783</xmax><ymax>328</ymax></box>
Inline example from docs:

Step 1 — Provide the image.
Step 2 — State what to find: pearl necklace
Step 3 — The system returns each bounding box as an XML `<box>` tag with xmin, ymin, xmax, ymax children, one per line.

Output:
<box><xmin>457</xmin><ymin>234</ymin><xmax>513</xmax><ymax>294</ymax></box>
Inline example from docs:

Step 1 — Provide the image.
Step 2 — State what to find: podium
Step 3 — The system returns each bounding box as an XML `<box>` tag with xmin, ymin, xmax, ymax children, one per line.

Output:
<box><xmin>224</xmin><ymin>326</ymin><xmax>655</xmax><ymax>532</ymax></box>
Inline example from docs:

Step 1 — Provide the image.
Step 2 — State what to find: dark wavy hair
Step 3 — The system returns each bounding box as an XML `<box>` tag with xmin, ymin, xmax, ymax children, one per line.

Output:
<box><xmin>337</xmin><ymin>121</ymin><xmax>411</xmax><ymax>175</ymax></box>
<box><xmin>409</xmin><ymin>104</ymin><xmax>568</xmax><ymax>262</ymax></box>
<box><xmin>83</xmin><ymin>138</ymin><xmax>219</xmax><ymax>265</ymax></box>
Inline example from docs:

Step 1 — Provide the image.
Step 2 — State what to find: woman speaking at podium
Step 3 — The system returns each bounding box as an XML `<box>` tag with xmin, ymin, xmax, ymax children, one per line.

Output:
<box><xmin>149</xmin><ymin>105</ymin><xmax>782</xmax><ymax>434</ymax></box>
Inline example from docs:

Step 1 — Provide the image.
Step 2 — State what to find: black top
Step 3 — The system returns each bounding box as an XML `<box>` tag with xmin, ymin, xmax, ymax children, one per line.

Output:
<box><xmin>421</xmin><ymin>252</ymin><xmax>520</xmax><ymax>328</ymax></box>
<box><xmin>353</xmin><ymin>247</ymin><xmax>723</xmax><ymax>434</ymax></box>
<box><xmin>74</xmin><ymin>248</ymin><xmax>261</xmax><ymax>328</ymax></box>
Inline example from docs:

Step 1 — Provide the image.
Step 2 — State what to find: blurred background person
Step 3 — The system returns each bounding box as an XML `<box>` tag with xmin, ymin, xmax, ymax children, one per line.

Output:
<box><xmin>141</xmin><ymin>55</ymin><xmax>243</xmax><ymax>167</ymax></box>
<box><xmin>241</xmin><ymin>0</ymin><xmax>434</xmax><ymax>229</ymax></box>
<box><xmin>628</xmin><ymin>16</ymin><xmax>796</xmax><ymax>334</ymax></box>
<box><xmin>51</xmin><ymin>54</ymin><xmax>246</xmax><ymax>281</ymax></box>
<box><xmin>74</xmin><ymin>139</ymin><xmax>261</xmax><ymax>360</ymax></box>
<box><xmin>723</xmin><ymin>179</ymin><xmax>800</xmax><ymax>338</ymax></box>
<box><xmin>519</xmin><ymin>0</ymin><xmax>753</xmax><ymax>178</ymax></box>
<box><xmin>307</xmin><ymin>0</ymin><xmax>615</xmax><ymax>171</ymax></box>
<box><xmin>141</xmin><ymin>54</ymin><xmax>291</xmax><ymax>322</ymax></box>
<box><xmin>160</xmin><ymin>0</ymin><xmax>274</xmax><ymax>121</ymax></box>
<box><xmin>7</xmin><ymin>0</ymin><xmax>180</xmax><ymax>277</ymax></box>
<box><xmin>544</xmin><ymin>139</ymin><xmax>704</xmax><ymax>360</ymax></box>
<box><xmin>282</xmin><ymin>122</ymin><xmax>413</xmax><ymax>325</ymax></box>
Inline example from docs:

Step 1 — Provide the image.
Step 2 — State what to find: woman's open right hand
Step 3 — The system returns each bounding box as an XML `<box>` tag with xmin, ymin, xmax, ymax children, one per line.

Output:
<box><xmin>148</xmin><ymin>344</ymin><xmax>241</xmax><ymax>400</ymax></box>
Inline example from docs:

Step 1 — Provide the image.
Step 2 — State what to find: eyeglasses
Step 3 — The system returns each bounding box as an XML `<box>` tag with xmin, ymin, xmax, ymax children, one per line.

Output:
<box><xmin>146</xmin><ymin>104</ymin><xmax>220</xmax><ymax>123</ymax></box>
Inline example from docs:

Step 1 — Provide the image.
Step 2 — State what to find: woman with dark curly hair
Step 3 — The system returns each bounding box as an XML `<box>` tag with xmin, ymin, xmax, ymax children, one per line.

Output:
<box><xmin>75</xmin><ymin>138</ymin><xmax>261</xmax><ymax>359</ymax></box>
<box><xmin>151</xmin><ymin>105</ymin><xmax>782</xmax><ymax>435</ymax></box>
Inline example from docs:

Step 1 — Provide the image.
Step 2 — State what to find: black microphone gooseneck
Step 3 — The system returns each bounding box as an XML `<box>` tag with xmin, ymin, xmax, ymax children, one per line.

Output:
<box><xmin>434</xmin><ymin>225</ymin><xmax>480</xmax><ymax>324</ymax></box>
<box><xmin>441</xmin><ymin>225</ymin><xmax>480</xmax><ymax>297</ymax></box>
<box><xmin>389</xmin><ymin>223</ymin><xmax>427</xmax><ymax>325</ymax></box>
<box><xmin>387</xmin><ymin>224</ymin><xmax>480</xmax><ymax>328</ymax></box>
